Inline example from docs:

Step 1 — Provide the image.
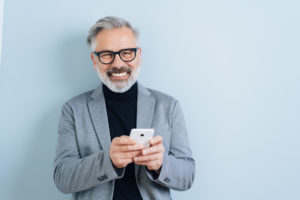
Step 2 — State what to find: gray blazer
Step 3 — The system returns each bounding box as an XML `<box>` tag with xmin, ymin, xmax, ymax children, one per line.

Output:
<box><xmin>53</xmin><ymin>82</ymin><xmax>195</xmax><ymax>200</ymax></box>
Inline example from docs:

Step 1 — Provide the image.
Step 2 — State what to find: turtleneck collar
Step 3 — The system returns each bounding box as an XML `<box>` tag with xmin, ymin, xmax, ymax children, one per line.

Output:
<box><xmin>103</xmin><ymin>82</ymin><xmax>138</xmax><ymax>100</ymax></box>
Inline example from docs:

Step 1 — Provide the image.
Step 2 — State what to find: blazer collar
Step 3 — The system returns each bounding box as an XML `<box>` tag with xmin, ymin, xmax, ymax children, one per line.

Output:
<box><xmin>87</xmin><ymin>81</ymin><xmax>155</xmax><ymax>151</ymax></box>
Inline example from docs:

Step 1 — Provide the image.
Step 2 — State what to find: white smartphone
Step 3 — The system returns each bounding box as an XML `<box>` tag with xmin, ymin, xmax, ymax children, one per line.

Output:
<box><xmin>130</xmin><ymin>128</ymin><xmax>154</xmax><ymax>148</ymax></box>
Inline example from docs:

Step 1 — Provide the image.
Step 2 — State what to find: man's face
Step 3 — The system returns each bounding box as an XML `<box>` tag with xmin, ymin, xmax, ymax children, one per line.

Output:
<box><xmin>91</xmin><ymin>27</ymin><xmax>141</xmax><ymax>93</ymax></box>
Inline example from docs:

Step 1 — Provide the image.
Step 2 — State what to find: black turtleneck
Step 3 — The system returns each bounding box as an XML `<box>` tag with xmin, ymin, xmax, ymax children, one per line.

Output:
<box><xmin>103</xmin><ymin>82</ymin><xmax>142</xmax><ymax>200</ymax></box>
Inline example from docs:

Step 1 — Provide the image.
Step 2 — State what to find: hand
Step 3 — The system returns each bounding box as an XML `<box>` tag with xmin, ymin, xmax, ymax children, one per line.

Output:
<box><xmin>110</xmin><ymin>135</ymin><xmax>144</xmax><ymax>168</ymax></box>
<box><xmin>133</xmin><ymin>135</ymin><xmax>165</xmax><ymax>171</ymax></box>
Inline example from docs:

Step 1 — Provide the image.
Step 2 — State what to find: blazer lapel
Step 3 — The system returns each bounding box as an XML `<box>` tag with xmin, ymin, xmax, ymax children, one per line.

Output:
<box><xmin>136</xmin><ymin>82</ymin><xmax>156</xmax><ymax>177</ymax></box>
<box><xmin>87</xmin><ymin>83</ymin><xmax>111</xmax><ymax>151</ymax></box>
<box><xmin>136</xmin><ymin>82</ymin><xmax>156</xmax><ymax>129</ymax></box>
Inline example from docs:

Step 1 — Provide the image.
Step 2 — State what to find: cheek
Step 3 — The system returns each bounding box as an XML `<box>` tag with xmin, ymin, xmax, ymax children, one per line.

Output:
<box><xmin>128</xmin><ymin>60</ymin><xmax>139</xmax><ymax>69</ymax></box>
<box><xmin>101</xmin><ymin>67</ymin><xmax>107</xmax><ymax>73</ymax></box>
<box><xmin>97</xmin><ymin>64</ymin><xmax>110</xmax><ymax>74</ymax></box>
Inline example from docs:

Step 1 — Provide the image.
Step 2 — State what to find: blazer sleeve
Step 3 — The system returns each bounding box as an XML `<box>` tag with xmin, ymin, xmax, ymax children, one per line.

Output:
<box><xmin>145</xmin><ymin>100</ymin><xmax>196</xmax><ymax>191</ymax></box>
<box><xmin>53</xmin><ymin>102</ymin><xmax>125</xmax><ymax>194</ymax></box>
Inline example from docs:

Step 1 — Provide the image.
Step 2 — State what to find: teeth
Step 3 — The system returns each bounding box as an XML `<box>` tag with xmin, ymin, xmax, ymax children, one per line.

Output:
<box><xmin>111</xmin><ymin>72</ymin><xmax>127</xmax><ymax>77</ymax></box>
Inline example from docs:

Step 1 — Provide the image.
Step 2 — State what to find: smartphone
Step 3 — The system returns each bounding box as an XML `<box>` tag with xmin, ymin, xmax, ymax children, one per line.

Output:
<box><xmin>130</xmin><ymin>128</ymin><xmax>154</xmax><ymax>148</ymax></box>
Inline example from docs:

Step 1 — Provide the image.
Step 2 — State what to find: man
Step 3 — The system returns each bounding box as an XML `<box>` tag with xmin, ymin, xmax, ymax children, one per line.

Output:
<box><xmin>53</xmin><ymin>16</ymin><xmax>195</xmax><ymax>200</ymax></box>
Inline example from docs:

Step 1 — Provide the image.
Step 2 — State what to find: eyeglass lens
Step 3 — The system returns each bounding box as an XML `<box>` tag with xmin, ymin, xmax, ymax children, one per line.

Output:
<box><xmin>99</xmin><ymin>49</ymin><xmax>137</xmax><ymax>64</ymax></box>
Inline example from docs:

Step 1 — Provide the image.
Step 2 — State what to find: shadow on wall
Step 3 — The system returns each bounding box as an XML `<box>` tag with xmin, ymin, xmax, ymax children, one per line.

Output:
<box><xmin>10</xmin><ymin>34</ymin><xmax>99</xmax><ymax>200</ymax></box>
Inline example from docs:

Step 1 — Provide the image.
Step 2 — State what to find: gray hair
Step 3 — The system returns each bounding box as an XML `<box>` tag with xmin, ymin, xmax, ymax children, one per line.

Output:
<box><xmin>86</xmin><ymin>16</ymin><xmax>139</xmax><ymax>51</ymax></box>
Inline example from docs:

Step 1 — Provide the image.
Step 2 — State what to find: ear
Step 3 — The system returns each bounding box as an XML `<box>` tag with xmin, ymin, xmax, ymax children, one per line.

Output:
<box><xmin>91</xmin><ymin>52</ymin><xmax>97</xmax><ymax>70</ymax></box>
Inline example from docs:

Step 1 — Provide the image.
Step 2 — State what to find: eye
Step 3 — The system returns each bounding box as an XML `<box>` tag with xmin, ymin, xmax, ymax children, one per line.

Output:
<box><xmin>121</xmin><ymin>50</ymin><xmax>134</xmax><ymax>57</ymax></box>
<box><xmin>100</xmin><ymin>52</ymin><xmax>113</xmax><ymax>58</ymax></box>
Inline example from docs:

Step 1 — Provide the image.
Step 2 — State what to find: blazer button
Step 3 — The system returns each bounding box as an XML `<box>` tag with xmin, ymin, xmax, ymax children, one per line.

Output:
<box><xmin>97</xmin><ymin>174</ymin><xmax>108</xmax><ymax>182</ymax></box>
<box><xmin>164</xmin><ymin>177</ymin><xmax>170</xmax><ymax>183</ymax></box>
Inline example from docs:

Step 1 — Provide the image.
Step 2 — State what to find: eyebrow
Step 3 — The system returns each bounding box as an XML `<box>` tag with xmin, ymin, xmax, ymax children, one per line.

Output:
<box><xmin>96</xmin><ymin>47</ymin><xmax>137</xmax><ymax>52</ymax></box>
<box><xmin>97</xmin><ymin>49</ymin><xmax>112</xmax><ymax>52</ymax></box>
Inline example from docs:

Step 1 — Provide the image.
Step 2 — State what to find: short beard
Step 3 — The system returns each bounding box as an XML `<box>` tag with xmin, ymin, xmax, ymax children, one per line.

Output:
<box><xmin>96</xmin><ymin>66</ymin><xmax>140</xmax><ymax>93</ymax></box>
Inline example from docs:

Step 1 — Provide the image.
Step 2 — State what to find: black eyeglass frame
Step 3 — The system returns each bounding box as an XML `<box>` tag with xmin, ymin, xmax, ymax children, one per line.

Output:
<box><xmin>93</xmin><ymin>47</ymin><xmax>140</xmax><ymax>64</ymax></box>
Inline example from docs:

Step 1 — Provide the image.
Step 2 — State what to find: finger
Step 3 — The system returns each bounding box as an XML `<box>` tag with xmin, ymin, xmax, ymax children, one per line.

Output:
<box><xmin>117</xmin><ymin>144</ymin><xmax>144</xmax><ymax>152</ymax></box>
<box><xmin>134</xmin><ymin>160</ymin><xmax>149</xmax><ymax>166</ymax></box>
<box><xmin>134</xmin><ymin>160</ymin><xmax>153</xmax><ymax>165</ymax></box>
<box><xmin>142</xmin><ymin>144</ymin><xmax>164</xmax><ymax>156</ymax></box>
<box><xmin>134</xmin><ymin>153</ymin><xmax>162</xmax><ymax>162</ymax></box>
<box><xmin>134</xmin><ymin>160</ymin><xmax>162</xmax><ymax>170</ymax></box>
<box><xmin>119</xmin><ymin>158</ymin><xmax>134</xmax><ymax>168</ymax></box>
<box><xmin>120</xmin><ymin>150</ymin><xmax>141</xmax><ymax>159</ymax></box>
<box><xmin>150</xmin><ymin>135</ymin><xmax>163</xmax><ymax>146</ymax></box>
<box><xmin>114</xmin><ymin>136</ymin><xmax>136</xmax><ymax>145</ymax></box>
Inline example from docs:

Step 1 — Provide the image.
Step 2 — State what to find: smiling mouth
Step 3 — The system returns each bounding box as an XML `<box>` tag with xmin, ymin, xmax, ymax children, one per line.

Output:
<box><xmin>110</xmin><ymin>72</ymin><xmax>128</xmax><ymax>77</ymax></box>
<box><xmin>107</xmin><ymin>67</ymin><xmax>132</xmax><ymax>81</ymax></box>
<box><xmin>108</xmin><ymin>71</ymin><xmax>131</xmax><ymax>81</ymax></box>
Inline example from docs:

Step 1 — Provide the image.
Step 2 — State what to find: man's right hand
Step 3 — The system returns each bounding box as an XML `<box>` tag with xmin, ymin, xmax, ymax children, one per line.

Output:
<box><xmin>110</xmin><ymin>135</ymin><xmax>144</xmax><ymax>168</ymax></box>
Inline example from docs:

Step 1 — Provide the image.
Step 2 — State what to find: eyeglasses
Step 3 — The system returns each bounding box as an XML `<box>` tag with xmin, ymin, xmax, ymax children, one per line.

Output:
<box><xmin>93</xmin><ymin>47</ymin><xmax>139</xmax><ymax>64</ymax></box>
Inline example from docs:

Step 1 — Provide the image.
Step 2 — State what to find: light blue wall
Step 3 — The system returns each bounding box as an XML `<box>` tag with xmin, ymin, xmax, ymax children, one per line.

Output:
<box><xmin>1</xmin><ymin>0</ymin><xmax>299</xmax><ymax>200</ymax></box>
<box><xmin>0</xmin><ymin>0</ymin><xmax>4</xmax><ymax>64</ymax></box>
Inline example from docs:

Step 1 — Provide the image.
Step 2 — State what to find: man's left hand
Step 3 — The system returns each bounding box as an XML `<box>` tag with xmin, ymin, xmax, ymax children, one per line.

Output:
<box><xmin>133</xmin><ymin>135</ymin><xmax>164</xmax><ymax>172</ymax></box>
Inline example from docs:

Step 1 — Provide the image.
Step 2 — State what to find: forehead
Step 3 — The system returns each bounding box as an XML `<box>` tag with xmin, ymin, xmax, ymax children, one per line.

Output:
<box><xmin>94</xmin><ymin>27</ymin><xmax>137</xmax><ymax>51</ymax></box>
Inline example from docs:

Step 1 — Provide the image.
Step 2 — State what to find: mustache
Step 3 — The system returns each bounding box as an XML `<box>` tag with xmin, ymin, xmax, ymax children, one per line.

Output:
<box><xmin>106</xmin><ymin>67</ymin><xmax>132</xmax><ymax>76</ymax></box>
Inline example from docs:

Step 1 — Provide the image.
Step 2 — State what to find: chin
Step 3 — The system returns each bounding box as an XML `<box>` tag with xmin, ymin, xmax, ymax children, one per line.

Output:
<box><xmin>96</xmin><ymin>66</ymin><xmax>140</xmax><ymax>93</ymax></box>
<box><xmin>108</xmin><ymin>80</ymin><xmax>135</xmax><ymax>93</ymax></box>
<box><xmin>111</xmin><ymin>80</ymin><xmax>128</xmax><ymax>89</ymax></box>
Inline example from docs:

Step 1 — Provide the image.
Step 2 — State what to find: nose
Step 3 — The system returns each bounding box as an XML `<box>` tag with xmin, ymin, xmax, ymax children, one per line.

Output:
<box><xmin>111</xmin><ymin>53</ymin><xmax>124</xmax><ymax>68</ymax></box>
